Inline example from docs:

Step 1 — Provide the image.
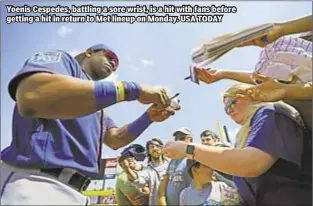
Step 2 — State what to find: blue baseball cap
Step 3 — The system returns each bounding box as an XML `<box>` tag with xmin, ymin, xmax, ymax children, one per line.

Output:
<box><xmin>120</xmin><ymin>144</ymin><xmax>147</xmax><ymax>162</ymax></box>
<box><xmin>75</xmin><ymin>43</ymin><xmax>119</xmax><ymax>70</ymax></box>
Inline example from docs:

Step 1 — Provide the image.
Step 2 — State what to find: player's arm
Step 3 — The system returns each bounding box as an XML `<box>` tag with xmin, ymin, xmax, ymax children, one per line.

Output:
<box><xmin>104</xmin><ymin>112</ymin><xmax>152</xmax><ymax>150</ymax></box>
<box><xmin>15</xmin><ymin>73</ymin><xmax>143</xmax><ymax>119</ymax></box>
<box><xmin>158</xmin><ymin>174</ymin><xmax>169</xmax><ymax>206</ymax></box>
<box><xmin>11</xmin><ymin>52</ymin><xmax>170</xmax><ymax>119</ymax></box>
<box><xmin>104</xmin><ymin>104</ymin><xmax>179</xmax><ymax>150</ymax></box>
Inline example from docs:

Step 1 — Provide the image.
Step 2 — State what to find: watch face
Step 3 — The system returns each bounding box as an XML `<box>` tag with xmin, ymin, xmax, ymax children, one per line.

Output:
<box><xmin>186</xmin><ymin>145</ymin><xmax>195</xmax><ymax>154</ymax></box>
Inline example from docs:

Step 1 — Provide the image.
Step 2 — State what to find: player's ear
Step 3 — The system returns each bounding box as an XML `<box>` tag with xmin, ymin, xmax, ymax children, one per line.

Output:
<box><xmin>85</xmin><ymin>49</ymin><xmax>92</xmax><ymax>58</ymax></box>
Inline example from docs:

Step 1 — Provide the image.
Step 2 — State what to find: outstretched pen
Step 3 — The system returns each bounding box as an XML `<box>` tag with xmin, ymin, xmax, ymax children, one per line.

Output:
<box><xmin>184</xmin><ymin>68</ymin><xmax>211</xmax><ymax>80</ymax></box>
<box><xmin>170</xmin><ymin>93</ymin><xmax>180</xmax><ymax>100</ymax></box>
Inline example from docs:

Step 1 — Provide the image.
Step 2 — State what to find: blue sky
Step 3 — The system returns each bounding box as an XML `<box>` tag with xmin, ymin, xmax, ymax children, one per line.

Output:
<box><xmin>1</xmin><ymin>1</ymin><xmax>311</xmax><ymax>190</ymax></box>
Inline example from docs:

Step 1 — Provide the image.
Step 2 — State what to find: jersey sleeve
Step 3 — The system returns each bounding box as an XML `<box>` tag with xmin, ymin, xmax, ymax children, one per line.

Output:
<box><xmin>103</xmin><ymin>114</ymin><xmax>118</xmax><ymax>130</ymax></box>
<box><xmin>8</xmin><ymin>50</ymin><xmax>80</xmax><ymax>101</ymax></box>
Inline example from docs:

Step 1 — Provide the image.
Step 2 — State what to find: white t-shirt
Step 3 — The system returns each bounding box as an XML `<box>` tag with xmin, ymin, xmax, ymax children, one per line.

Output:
<box><xmin>148</xmin><ymin>158</ymin><xmax>169</xmax><ymax>179</ymax></box>
<box><xmin>180</xmin><ymin>181</ymin><xmax>240</xmax><ymax>206</ymax></box>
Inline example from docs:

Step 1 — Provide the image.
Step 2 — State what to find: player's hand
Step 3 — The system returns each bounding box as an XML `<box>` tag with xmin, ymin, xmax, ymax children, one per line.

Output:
<box><xmin>236</xmin><ymin>73</ymin><xmax>287</xmax><ymax>102</ymax></box>
<box><xmin>138</xmin><ymin>85</ymin><xmax>171</xmax><ymax>108</ymax></box>
<box><xmin>147</xmin><ymin>103</ymin><xmax>181</xmax><ymax>122</ymax></box>
<box><xmin>237</xmin><ymin>23</ymin><xmax>282</xmax><ymax>47</ymax></box>
<box><xmin>195</xmin><ymin>68</ymin><xmax>224</xmax><ymax>84</ymax></box>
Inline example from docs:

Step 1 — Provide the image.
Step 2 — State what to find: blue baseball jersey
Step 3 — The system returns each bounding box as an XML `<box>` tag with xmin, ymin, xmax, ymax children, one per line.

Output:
<box><xmin>166</xmin><ymin>158</ymin><xmax>191</xmax><ymax>205</ymax></box>
<box><xmin>1</xmin><ymin>50</ymin><xmax>117</xmax><ymax>177</ymax></box>
<box><xmin>234</xmin><ymin>105</ymin><xmax>312</xmax><ymax>206</ymax></box>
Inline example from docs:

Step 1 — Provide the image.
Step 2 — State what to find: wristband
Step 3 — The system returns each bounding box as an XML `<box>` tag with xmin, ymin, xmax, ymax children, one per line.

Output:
<box><xmin>116</xmin><ymin>81</ymin><xmax>126</xmax><ymax>101</ymax></box>
<box><xmin>122</xmin><ymin>81</ymin><xmax>141</xmax><ymax>101</ymax></box>
<box><xmin>128</xmin><ymin>112</ymin><xmax>153</xmax><ymax>138</ymax></box>
<box><xmin>94</xmin><ymin>81</ymin><xmax>141</xmax><ymax>110</ymax></box>
<box><xmin>94</xmin><ymin>81</ymin><xmax>118</xmax><ymax>110</ymax></box>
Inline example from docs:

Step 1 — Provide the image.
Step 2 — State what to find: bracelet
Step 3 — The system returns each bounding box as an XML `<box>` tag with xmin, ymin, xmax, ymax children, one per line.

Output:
<box><xmin>116</xmin><ymin>81</ymin><xmax>126</xmax><ymax>101</ymax></box>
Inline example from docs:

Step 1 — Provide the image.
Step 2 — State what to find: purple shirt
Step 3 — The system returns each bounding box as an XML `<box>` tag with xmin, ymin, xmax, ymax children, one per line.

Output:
<box><xmin>234</xmin><ymin>105</ymin><xmax>312</xmax><ymax>206</ymax></box>
<box><xmin>1</xmin><ymin>50</ymin><xmax>117</xmax><ymax>177</ymax></box>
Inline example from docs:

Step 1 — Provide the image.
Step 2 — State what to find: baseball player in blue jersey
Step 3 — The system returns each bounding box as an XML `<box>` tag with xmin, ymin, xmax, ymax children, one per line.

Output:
<box><xmin>0</xmin><ymin>44</ymin><xmax>179</xmax><ymax>205</ymax></box>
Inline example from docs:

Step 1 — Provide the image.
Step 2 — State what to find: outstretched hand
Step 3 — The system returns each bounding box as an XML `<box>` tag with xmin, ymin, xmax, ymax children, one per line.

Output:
<box><xmin>195</xmin><ymin>68</ymin><xmax>223</xmax><ymax>84</ymax></box>
<box><xmin>235</xmin><ymin>73</ymin><xmax>287</xmax><ymax>102</ymax></box>
<box><xmin>162</xmin><ymin>141</ymin><xmax>188</xmax><ymax>160</ymax></box>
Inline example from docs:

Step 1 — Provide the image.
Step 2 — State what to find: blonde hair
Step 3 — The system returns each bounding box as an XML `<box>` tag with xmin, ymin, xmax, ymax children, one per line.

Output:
<box><xmin>223</xmin><ymin>83</ymin><xmax>254</xmax><ymax>99</ymax></box>
<box><xmin>223</xmin><ymin>83</ymin><xmax>302</xmax><ymax>148</ymax></box>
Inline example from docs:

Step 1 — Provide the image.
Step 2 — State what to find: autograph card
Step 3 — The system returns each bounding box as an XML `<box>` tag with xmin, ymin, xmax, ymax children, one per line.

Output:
<box><xmin>189</xmin><ymin>66</ymin><xmax>199</xmax><ymax>84</ymax></box>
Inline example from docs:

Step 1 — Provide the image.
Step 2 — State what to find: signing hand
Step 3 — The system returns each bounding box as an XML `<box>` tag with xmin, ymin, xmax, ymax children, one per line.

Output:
<box><xmin>147</xmin><ymin>103</ymin><xmax>181</xmax><ymax>122</ymax></box>
<box><xmin>162</xmin><ymin>141</ymin><xmax>188</xmax><ymax>160</ymax></box>
<box><xmin>236</xmin><ymin>73</ymin><xmax>287</xmax><ymax>102</ymax></box>
<box><xmin>138</xmin><ymin>85</ymin><xmax>171</xmax><ymax>109</ymax></box>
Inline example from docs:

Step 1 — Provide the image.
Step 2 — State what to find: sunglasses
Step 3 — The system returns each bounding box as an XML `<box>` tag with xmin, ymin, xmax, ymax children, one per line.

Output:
<box><xmin>94</xmin><ymin>49</ymin><xmax>119</xmax><ymax>71</ymax></box>
<box><xmin>224</xmin><ymin>99</ymin><xmax>237</xmax><ymax>114</ymax></box>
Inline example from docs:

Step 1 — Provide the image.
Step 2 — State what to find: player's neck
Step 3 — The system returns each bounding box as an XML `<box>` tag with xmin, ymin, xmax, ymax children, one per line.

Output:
<box><xmin>80</xmin><ymin>60</ymin><xmax>94</xmax><ymax>80</ymax></box>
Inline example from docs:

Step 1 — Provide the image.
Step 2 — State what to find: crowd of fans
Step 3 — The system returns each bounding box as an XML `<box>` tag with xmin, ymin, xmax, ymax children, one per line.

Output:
<box><xmin>115</xmin><ymin>127</ymin><xmax>236</xmax><ymax>205</ymax></box>
<box><xmin>113</xmin><ymin>14</ymin><xmax>312</xmax><ymax>206</ymax></box>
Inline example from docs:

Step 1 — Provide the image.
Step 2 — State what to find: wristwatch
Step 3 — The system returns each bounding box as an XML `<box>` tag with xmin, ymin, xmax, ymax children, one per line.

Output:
<box><xmin>186</xmin><ymin>144</ymin><xmax>195</xmax><ymax>159</ymax></box>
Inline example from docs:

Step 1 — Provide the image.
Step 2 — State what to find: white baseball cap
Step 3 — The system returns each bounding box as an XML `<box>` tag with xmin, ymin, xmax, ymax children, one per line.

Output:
<box><xmin>172</xmin><ymin>127</ymin><xmax>192</xmax><ymax>137</ymax></box>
